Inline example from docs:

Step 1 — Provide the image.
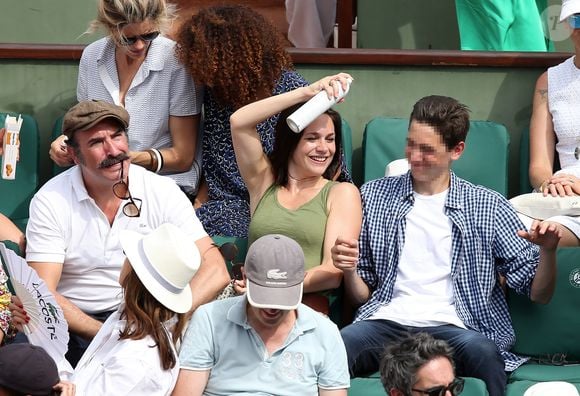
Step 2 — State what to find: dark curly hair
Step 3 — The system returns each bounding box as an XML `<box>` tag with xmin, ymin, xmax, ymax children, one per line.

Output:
<box><xmin>175</xmin><ymin>5</ymin><xmax>293</xmax><ymax>109</ymax></box>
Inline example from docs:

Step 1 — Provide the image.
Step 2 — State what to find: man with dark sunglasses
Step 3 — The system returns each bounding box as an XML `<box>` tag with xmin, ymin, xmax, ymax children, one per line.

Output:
<box><xmin>380</xmin><ymin>333</ymin><xmax>463</xmax><ymax>396</ymax></box>
<box><xmin>25</xmin><ymin>100</ymin><xmax>229</xmax><ymax>367</ymax></box>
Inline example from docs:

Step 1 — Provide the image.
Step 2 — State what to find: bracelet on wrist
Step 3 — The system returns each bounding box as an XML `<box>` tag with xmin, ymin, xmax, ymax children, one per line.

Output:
<box><xmin>145</xmin><ymin>149</ymin><xmax>157</xmax><ymax>172</ymax></box>
<box><xmin>151</xmin><ymin>149</ymin><xmax>163</xmax><ymax>173</ymax></box>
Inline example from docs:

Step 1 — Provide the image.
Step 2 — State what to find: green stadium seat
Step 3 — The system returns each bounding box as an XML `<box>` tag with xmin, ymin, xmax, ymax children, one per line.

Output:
<box><xmin>0</xmin><ymin>113</ymin><xmax>39</xmax><ymax>233</ymax></box>
<box><xmin>362</xmin><ymin>117</ymin><xmax>510</xmax><ymax>196</ymax></box>
<box><xmin>341</xmin><ymin>118</ymin><xmax>353</xmax><ymax>175</ymax></box>
<box><xmin>507</xmin><ymin>248</ymin><xmax>580</xmax><ymax>393</ymax></box>
<box><xmin>210</xmin><ymin>235</ymin><xmax>248</xmax><ymax>275</ymax></box>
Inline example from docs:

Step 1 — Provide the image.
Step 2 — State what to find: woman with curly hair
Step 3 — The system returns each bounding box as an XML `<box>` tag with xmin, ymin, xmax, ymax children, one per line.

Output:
<box><xmin>175</xmin><ymin>5</ymin><xmax>310</xmax><ymax>238</ymax></box>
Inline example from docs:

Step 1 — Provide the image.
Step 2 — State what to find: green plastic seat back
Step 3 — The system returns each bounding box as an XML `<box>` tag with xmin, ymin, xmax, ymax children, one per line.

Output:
<box><xmin>509</xmin><ymin>248</ymin><xmax>580</xmax><ymax>362</ymax></box>
<box><xmin>0</xmin><ymin>113</ymin><xmax>39</xmax><ymax>231</ymax></box>
<box><xmin>341</xmin><ymin>118</ymin><xmax>353</xmax><ymax>174</ymax></box>
<box><xmin>362</xmin><ymin>117</ymin><xmax>510</xmax><ymax>196</ymax></box>
<box><xmin>210</xmin><ymin>235</ymin><xmax>248</xmax><ymax>275</ymax></box>
<box><xmin>52</xmin><ymin>115</ymin><xmax>70</xmax><ymax>176</ymax></box>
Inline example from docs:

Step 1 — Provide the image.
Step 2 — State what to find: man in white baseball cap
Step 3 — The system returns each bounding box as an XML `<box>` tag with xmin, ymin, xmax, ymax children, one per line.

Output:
<box><xmin>173</xmin><ymin>234</ymin><xmax>350</xmax><ymax>396</ymax></box>
<box><xmin>560</xmin><ymin>0</ymin><xmax>580</xmax><ymax>21</ymax></box>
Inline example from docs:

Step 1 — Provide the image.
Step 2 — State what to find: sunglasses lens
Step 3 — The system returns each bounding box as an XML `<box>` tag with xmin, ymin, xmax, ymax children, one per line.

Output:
<box><xmin>450</xmin><ymin>378</ymin><xmax>465</xmax><ymax>396</ymax></box>
<box><xmin>123</xmin><ymin>201</ymin><xmax>140</xmax><ymax>217</ymax></box>
<box><xmin>569</xmin><ymin>15</ymin><xmax>580</xmax><ymax>29</ymax></box>
<box><xmin>113</xmin><ymin>181</ymin><xmax>129</xmax><ymax>199</ymax></box>
<box><xmin>142</xmin><ymin>31</ymin><xmax>160</xmax><ymax>41</ymax></box>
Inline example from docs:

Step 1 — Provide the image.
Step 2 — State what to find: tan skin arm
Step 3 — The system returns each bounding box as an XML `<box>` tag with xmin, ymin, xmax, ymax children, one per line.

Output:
<box><xmin>171</xmin><ymin>369</ymin><xmax>210</xmax><ymax>396</ymax></box>
<box><xmin>319</xmin><ymin>389</ymin><xmax>347</xmax><ymax>396</ymax></box>
<box><xmin>517</xmin><ymin>219</ymin><xmax>561</xmax><ymax>304</ymax></box>
<box><xmin>190</xmin><ymin>236</ymin><xmax>229</xmax><ymax>312</ymax></box>
<box><xmin>304</xmin><ymin>182</ymin><xmax>362</xmax><ymax>293</ymax></box>
<box><xmin>230</xmin><ymin>73</ymin><xmax>352</xmax><ymax>212</ymax></box>
<box><xmin>331</xmin><ymin>236</ymin><xmax>371</xmax><ymax>307</ymax></box>
<box><xmin>131</xmin><ymin>114</ymin><xmax>199</xmax><ymax>173</ymax></box>
<box><xmin>529</xmin><ymin>72</ymin><xmax>558</xmax><ymax>193</ymax></box>
<box><xmin>28</xmin><ymin>262</ymin><xmax>102</xmax><ymax>339</ymax></box>
<box><xmin>0</xmin><ymin>213</ymin><xmax>25</xmax><ymax>254</ymax></box>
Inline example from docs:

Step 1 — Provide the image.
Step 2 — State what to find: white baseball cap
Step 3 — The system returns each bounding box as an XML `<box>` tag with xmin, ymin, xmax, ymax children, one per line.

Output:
<box><xmin>560</xmin><ymin>0</ymin><xmax>580</xmax><ymax>21</ymax></box>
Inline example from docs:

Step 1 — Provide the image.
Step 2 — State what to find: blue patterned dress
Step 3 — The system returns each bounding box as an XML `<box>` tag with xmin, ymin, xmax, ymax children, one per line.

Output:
<box><xmin>196</xmin><ymin>70</ymin><xmax>309</xmax><ymax>237</ymax></box>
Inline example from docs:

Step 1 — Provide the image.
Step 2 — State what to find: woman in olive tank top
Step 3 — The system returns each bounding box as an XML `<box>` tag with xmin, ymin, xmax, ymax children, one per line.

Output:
<box><xmin>230</xmin><ymin>73</ymin><xmax>362</xmax><ymax>314</ymax></box>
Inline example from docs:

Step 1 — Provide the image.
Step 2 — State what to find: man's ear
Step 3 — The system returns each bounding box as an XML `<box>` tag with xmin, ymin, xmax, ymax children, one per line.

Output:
<box><xmin>390</xmin><ymin>388</ymin><xmax>404</xmax><ymax>396</ymax></box>
<box><xmin>450</xmin><ymin>141</ymin><xmax>465</xmax><ymax>161</ymax></box>
<box><xmin>67</xmin><ymin>145</ymin><xmax>80</xmax><ymax>165</ymax></box>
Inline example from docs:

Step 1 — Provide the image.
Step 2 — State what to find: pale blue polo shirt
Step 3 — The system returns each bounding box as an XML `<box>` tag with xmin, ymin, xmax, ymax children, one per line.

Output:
<box><xmin>179</xmin><ymin>295</ymin><xmax>349</xmax><ymax>395</ymax></box>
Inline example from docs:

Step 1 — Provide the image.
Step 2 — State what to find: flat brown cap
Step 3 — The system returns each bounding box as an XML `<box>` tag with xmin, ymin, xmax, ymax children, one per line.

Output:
<box><xmin>62</xmin><ymin>100</ymin><xmax>129</xmax><ymax>139</ymax></box>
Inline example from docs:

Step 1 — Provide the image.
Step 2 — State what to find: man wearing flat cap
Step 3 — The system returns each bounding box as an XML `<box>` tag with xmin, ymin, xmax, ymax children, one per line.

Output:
<box><xmin>173</xmin><ymin>234</ymin><xmax>349</xmax><ymax>396</ymax></box>
<box><xmin>25</xmin><ymin>100</ymin><xmax>228</xmax><ymax>367</ymax></box>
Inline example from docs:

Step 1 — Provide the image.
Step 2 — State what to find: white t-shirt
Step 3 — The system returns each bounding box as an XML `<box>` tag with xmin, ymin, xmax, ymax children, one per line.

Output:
<box><xmin>72</xmin><ymin>307</ymin><xmax>178</xmax><ymax>395</ymax></box>
<box><xmin>26</xmin><ymin>165</ymin><xmax>207</xmax><ymax>313</ymax></box>
<box><xmin>370</xmin><ymin>189</ymin><xmax>465</xmax><ymax>328</ymax></box>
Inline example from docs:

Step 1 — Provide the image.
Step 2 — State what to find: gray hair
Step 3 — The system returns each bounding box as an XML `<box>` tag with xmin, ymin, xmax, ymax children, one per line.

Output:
<box><xmin>380</xmin><ymin>333</ymin><xmax>454</xmax><ymax>396</ymax></box>
<box><xmin>86</xmin><ymin>0</ymin><xmax>176</xmax><ymax>36</ymax></box>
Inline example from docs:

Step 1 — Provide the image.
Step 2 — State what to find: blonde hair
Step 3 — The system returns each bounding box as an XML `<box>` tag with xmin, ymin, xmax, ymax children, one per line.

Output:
<box><xmin>87</xmin><ymin>0</ymin><xmax>176</xmax><ymax>36</ymax></box>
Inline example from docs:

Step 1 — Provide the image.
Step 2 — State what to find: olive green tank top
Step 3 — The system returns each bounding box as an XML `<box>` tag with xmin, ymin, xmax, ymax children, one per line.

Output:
<box><xmin>248</xmin><ymin>181</ymin><xmax>337</xmax><ymax>270</ymax></box>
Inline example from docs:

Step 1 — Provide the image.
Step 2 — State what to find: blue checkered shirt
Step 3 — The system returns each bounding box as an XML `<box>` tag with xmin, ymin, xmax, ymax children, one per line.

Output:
<box><xmin>355</xmin><ymin>171</ymin><xmax>540</xmax><ymax>371</ymax></box>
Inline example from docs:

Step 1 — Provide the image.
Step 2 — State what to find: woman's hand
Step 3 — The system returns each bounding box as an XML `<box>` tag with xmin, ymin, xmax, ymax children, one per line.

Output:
<box><xmin>8</xmin><ymin>295</ymin><xmax>29</xmax><ymax>332</ymax></box>
<box><xmin>307</xmin><ymin>73</ymin><xmax>353</xmax><ymax>102</ymax></box>
<box><xmin>53</xmin><ymin>380</ymin><xmax>76</xmax><ymax>396</ymax></box>
<box><xmin>49</xmin><ymin>135</ymin><xmax>74</xmax><ymax>167</ymax></box>
<box><xmin>541</xmin><ymin>173</ymin><xmax>580</xmax><ymax>196</ymax></box>
<box><xmin>331</xmin><ymin>236</ymin><xmax>359</xmax><ymax>273</ymax></box>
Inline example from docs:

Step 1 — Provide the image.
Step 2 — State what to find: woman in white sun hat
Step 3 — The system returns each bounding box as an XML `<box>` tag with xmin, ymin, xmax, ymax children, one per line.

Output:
<box><xmin>71</xmin><ymin>223</ymin><xmax>201</xmax><ymax>395</ymax></box>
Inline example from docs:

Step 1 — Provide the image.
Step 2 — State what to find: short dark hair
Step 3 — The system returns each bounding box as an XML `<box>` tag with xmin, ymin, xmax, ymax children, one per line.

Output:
<box><xmin>409</xmin><ymin>95</ymin><xmax>470</xmax><ymax>150</ymax></box>
<box><xmin>269</xmin><ymin>105</ymin><xmax>343</xmax><ymax>186</ymax></box>
<box><xmin>380</xmin><ymin>333</ymin><xmax>454</xmax><ymax>396</ymax></box>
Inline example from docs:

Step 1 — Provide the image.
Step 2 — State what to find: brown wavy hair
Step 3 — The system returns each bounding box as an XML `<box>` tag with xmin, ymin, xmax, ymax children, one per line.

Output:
<box><xmin>175</xmin><ymin>5</ymin><xmax>293</xmax><ymax>109</ymax></box>
<box><xmin>118</xmin><ymin>268</ymin><xmax>189</xmax><ymax>370</ymax></box>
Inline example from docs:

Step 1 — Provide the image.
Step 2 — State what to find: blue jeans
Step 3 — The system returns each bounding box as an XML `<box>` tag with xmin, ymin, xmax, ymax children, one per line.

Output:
<box><xmin>340</xmin><ymin>319</ymin><xmax>507</xmax><ymax>396</ymax></box>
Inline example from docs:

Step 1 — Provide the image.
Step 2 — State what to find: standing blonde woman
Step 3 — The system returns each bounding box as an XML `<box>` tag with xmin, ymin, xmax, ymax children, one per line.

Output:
<box><xmin>230</xmin><ymin>73</ymin><xmax>361</xmax><ymax>314</ymax></box>
<box><xmin>50</xmin><ymin>0</ymin><xmax>201</xmax><ymax>198</ymax></box>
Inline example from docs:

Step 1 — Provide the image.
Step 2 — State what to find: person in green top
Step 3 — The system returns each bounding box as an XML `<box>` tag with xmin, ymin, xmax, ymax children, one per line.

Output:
<box><xmin>230</xmin><ymin>73</ymin><xmax>362</xmax><ymax>314</ymax></box>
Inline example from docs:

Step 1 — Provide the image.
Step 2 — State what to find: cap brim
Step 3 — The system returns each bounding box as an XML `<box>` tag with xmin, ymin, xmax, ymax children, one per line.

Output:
<box><xmin>120</xmin><ymin>230</ymin><xmax>193</xmax><ymax>314</ymax></box>
<box><xmin>246</xmin><ymin>280</ymin><xmax>303</xmax><ymax>310</ymax></box>
<box><xmin>560</xmin><ymin>4</ymin><xmax>578</xmax><ymax>21</ymax></box>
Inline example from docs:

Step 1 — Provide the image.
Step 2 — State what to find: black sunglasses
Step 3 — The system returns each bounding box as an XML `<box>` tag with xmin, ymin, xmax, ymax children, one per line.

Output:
<box><xmin>411</xmin><ymin>377</ymin><xmax>464</xmax><ymax>396</ymax></box>
<box><xmin>112</xmin><ymin>164</ymin><xmax>142</xmax><ymax>217</ymax></box>
<box><xmin>120</xmin><ymin>31</ymin><xmax>160</xmax><ymax>46</ymax></box>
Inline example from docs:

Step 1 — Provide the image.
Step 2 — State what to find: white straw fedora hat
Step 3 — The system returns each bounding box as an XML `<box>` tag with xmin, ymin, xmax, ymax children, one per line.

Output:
<box><xmin>524</xmin><ymin>381</ymin><xmax>579</xmax><ymax>396</ymax></box>
<box><xmin>120</xmin><ymin>223</ymin><xmax>201</xmax><ymax>313</ymax></box>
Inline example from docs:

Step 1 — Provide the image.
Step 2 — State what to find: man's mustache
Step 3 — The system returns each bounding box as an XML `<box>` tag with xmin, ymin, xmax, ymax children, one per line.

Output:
<box><xmin>98</xmin><ymin>153</ymin><xmax>130</xmax><ymax>168</ymax></box>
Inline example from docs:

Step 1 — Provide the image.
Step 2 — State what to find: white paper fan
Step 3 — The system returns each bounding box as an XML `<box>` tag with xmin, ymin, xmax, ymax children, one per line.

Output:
<box><xmin>0</xmin><ymin>243</ymin><xmax>69</xmax><ymax>365</ymax></box>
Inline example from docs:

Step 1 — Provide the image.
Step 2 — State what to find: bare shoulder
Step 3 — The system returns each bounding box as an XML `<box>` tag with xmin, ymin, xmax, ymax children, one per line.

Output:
<box><xmin>328</xmin><ymin>182</ymin><xmax>361</xmax><ymax>202</ymax></box>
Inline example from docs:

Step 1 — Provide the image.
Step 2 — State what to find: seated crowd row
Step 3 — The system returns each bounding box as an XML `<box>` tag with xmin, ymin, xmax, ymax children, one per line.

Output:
<box><xmin>0</xmin><ymin>0</ymin><xmax>580</xmax><ymax>395</ymax></box>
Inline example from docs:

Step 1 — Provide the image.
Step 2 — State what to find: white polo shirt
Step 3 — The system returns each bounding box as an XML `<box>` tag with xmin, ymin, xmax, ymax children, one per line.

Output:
<box><xmin>26</xmin><ymin>165</ymin><xmax>207</xmax><ymax>314</ymax></box>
